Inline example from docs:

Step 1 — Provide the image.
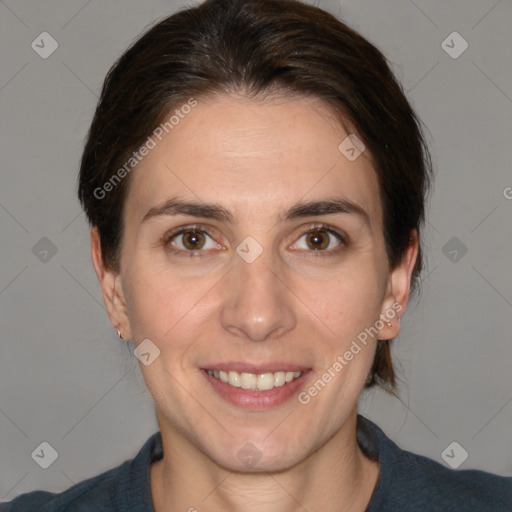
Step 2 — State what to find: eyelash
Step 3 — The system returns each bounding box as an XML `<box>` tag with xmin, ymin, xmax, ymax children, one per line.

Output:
<box><xmin>293</xmin><ymin>223</ymin><xmax>348</xmax><ymax>257</ymax></box>
<box><xmin>163</xmin><ymin>223</ymin><xmax>219</xmax><ymax>258</ymax></box>
<box><xmin>163</xmin><ymin>223</ymin><xmax>348</xmax><ymax>258</ymax></box>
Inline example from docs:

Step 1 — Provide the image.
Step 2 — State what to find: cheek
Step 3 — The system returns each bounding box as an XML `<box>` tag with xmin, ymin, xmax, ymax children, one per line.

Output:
<box><xmin>300</xmin><ymin>263</ymin><xmax>385</xmax><ymax>339</ymax></box>
<box><xmin>122</xmin><ymin>263</ymin><xmax>182</xmax><ymax>338</ymax></box>
<box><xmin>308</xmin><ymin>274</ymin><xmax>382</xmax><ymax>396</ymax></box>
<box><xmin>122</xmin><ymin>259</ymin><xmax>217</xmax><ymax>347</ymax></box>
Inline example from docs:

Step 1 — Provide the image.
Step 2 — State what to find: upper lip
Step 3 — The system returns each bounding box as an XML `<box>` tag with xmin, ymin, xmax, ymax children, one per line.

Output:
<box><xmin>202</xmin><ymin>362</ymin><xmax>311</xmax><ymax>374</ymax></box>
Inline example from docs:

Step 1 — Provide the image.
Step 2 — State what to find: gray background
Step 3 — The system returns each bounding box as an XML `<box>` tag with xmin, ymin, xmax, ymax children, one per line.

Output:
<box><xmin>1</xmin><ymin>0</ymin><xmax>511</xmax><ymax>501</ymax></box>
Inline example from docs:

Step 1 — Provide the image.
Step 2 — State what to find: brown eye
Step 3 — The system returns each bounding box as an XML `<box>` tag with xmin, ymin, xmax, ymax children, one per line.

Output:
<box><xmin>166</xmin><ymin>228</ymin><xmax>219</xmax><ymax>252</ymax></box>
<box><xmin>305</xmin><ymin>230</ymin><xmax>330</xmax><ymax>250</ymax></box>
<box><xmin>290</xmin><ymin>226</ymin><xmax>345</xmax><ymax>255</ymax></box>
<box><xmin>181</xmin><ymin>231</ymin><xmax>206</xmax><ymax>250</ymax></box>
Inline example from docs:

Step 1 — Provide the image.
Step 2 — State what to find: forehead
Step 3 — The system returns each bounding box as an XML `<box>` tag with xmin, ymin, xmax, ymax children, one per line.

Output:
<box><xmin>125</xmin><ymin>94</ymin><xmax>382</xmax><ymax>226</ymax></box>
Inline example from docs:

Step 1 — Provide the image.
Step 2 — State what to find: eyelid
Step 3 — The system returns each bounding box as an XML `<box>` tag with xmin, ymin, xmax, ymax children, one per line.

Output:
<box><xmin>293</xmin><ymin>222</ymin><xmax>348</xmax><ymax>244</ymax></box>
<box><xmin>165</xmin><ymin>223</ymin><xmax>207</xmax><ymax>240</ymax></box>
<box><xmin>288</xmin><ymin>223</ymin><xmax>348</xmax><ymax>256</ymax></box>
<box><xmin>164</xmin><ymin>223</ymin><xmax>225</xmax><ymax>253</ymax></box>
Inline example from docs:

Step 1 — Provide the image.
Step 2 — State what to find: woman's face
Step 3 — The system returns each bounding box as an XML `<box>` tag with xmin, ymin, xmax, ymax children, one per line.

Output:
<box><xmin>93</xmin><ymin>94</ymin><xmax>416</xmax><ymax>471</ymax></box>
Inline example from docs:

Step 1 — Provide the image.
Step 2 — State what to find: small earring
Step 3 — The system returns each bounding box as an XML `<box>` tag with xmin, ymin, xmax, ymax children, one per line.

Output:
<box><xmin>386</xmin><ymin>321</ymin><xmax>392</xmax><ymax>328</ymax></box>
<box><xmin>115</xmin><ymin>326</ymin><xmax>123</xmax><ymax>339</ymax></box>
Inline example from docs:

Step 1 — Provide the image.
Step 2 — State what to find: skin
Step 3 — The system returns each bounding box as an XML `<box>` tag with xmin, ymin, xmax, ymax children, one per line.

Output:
<box><xmin>91</xmin><ymin>93</ymin><xmax>418</xmax><ymax>512</ymax></box>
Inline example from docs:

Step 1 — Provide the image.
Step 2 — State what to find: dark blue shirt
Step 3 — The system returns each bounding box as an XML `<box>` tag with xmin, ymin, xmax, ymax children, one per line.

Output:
<box><xmin>2</xmin><ymin>415</ymin><xmax>511</xmax><ymax>511</ymax></box>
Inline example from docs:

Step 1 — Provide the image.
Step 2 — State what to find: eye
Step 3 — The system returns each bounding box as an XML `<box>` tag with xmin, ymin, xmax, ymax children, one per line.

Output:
<box><xmin>291</xmin><ymin>224</ymin><xmax>346</xmax><ymax>253</ymax></box>
<box><xmin>165</xmin><ymin>227</ymin><xmax>221</xmax><ymax>253</ymax></box>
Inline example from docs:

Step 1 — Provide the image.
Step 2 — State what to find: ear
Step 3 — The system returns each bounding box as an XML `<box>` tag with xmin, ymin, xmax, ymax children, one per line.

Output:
<box><xmin>377</xmin><ymin>229</ymin><xmax>419</xmax><ymax>340</ymax></box>
<box><xmin>90</xmin><ymin>227</ymin><xmax>132</xmax><ymax>340</ymax></box>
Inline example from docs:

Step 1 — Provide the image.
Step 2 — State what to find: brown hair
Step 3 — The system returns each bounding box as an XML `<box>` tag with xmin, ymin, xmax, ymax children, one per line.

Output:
<box><xmin>78</xmin><ymin>0</ymin><xmax>433</xmax><ymax>394</ymax></box>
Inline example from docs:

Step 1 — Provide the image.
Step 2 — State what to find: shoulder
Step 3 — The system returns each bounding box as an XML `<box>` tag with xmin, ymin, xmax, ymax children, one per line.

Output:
<box><xmin>0</xmin><ymin>461</ymin><xmax>131</xmax><ymax>512</ymax></box>
<box><xmin>391</xmin><ymin>445</ymin><xmax>512</xmax><ymax>511</ymax></box>
<box><xmin>357</xmin><ymin>415</ymin><xmax>512</xmax><ymax>512</ymax></box>
<box><xmin>0</xmin><ymin>432</ymin><xmax>161</xmax><ymax>512</ymax></box>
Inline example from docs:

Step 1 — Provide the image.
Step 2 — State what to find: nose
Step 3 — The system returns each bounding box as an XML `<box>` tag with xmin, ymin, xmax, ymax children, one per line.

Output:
<box><xmin>219</xmin><ymin>248</ymin><xmax>297</xmax><ymax>342</ymax></box>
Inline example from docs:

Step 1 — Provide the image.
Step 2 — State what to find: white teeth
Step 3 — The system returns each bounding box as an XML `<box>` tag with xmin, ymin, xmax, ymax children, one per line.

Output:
<box><xmin>228</xmin><ymin>371</ymin><xmax>241</xmax><ymax>387</ymax></box>
<box><xmin>274</xmin><ymin>371</ymin><xmax>286</xmax><ymax>387</ymax></box>
<box><xmin>257</xmin><ymin>373</ymin><xmax>275</xmax><ymax>391</ymax></box>
<box><xmin>207</xmin><ymin>369</ymin><xmax>304</xmax><ymax>390</ymax></box>
<box><xmin>240</xmin><ymin>372</ymin><xmax>257</xmax><ymax>389</ymax></box>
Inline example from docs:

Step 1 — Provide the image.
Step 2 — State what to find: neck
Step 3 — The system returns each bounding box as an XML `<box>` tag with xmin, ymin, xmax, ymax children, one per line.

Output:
<box><xmin>151</xmin><ymin>408</ymin><xmax>379</xmax><ymax>512</ymax></box>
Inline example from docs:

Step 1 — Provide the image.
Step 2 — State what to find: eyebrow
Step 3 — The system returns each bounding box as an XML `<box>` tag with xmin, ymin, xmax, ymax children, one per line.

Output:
<box><xmin>141</xmin><ymin>196</ymin><xmax>371</xmax><ymax>227</ymax></box>
<box><xmin>285</xmin><ymin>198</ymin><xmax>370</xmax><ymax>226</ymax></box>
<box><xmin>142</xmin><ymin>197</ymin><xmax>234</xmax><ymax>224</ymax></box>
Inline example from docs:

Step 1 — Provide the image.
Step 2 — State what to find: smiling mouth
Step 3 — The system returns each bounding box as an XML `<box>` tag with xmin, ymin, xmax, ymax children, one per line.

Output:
<box><xmin>204</xmin><ymin>369</ymin><xmax>304</xmax><ymax>391</ymax></box>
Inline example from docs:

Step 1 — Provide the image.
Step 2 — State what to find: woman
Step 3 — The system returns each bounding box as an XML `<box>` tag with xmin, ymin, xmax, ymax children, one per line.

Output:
<box><xmin>2</xmin><ymin>0</ymin><xmax>510</xmax><ymax>510</ymax></box>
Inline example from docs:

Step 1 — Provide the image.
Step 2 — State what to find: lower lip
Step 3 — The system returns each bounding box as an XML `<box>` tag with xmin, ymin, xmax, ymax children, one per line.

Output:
<box><xmin>201</xmin><ymin>370</ymin><xmax>312</xmax><ymax>410</ymax></box>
